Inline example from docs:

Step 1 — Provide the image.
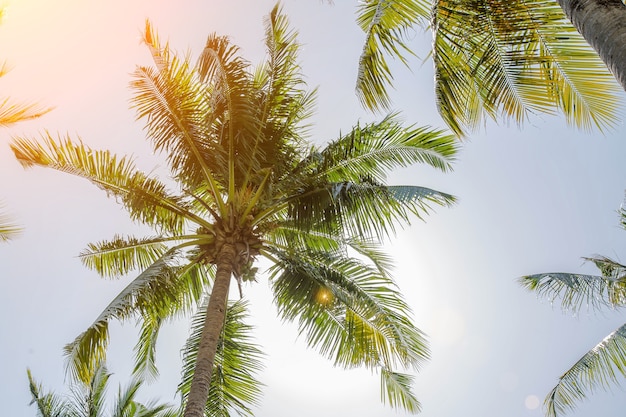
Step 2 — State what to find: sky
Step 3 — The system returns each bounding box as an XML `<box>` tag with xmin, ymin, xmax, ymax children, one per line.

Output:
<box><xmin>1</xmin><ymin>1</ymin><xmax>626</xmax><ymax>416</ymax></box>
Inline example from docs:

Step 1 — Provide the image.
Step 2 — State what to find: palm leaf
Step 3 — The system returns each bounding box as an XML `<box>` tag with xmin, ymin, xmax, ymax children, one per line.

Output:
<box><xmin>380</xmin><ymin>367</ymin><xmax>422</xmax><ymax>413</ymax></box>
<box><xmin>10</xmin><ymin>134</ymin><xmax>198</xmax><ymax>233</ymax></box>
<box><xmin>355</xmin><ymin>0</ymin><xmax>430</xmax><ymax>111</ymax></box>
<box><xmin>316</xmin><ymin>114</ymin><xmax>458</xmax><ymax>183</ymax></box>
<box><xmin>287</xmin><ymin>179</ymin><xmax>456</xmax><ymax>240</ymax></box>
<box><xmin>133</xmin><ymin>28</ymin><xmax>225</xmax><ymax>199</ymax></box>
<box><xmin>27</xmin><ymin>369</ymin><xmax>67</xmax><ymax>417</ymax></box>
<box><xmin>269</xmin><ymin>249</ymin><xmax>428</xmax><ymax>372</ymax></box>
<box><xmin>0</xmin><ymin>97</ymin><xmax>51</xmax><ymax>127</ymax></box>
<box><xmin>544</xmin><ymin>323</ymin><xmax>626</xmax><ymax>417</ymax></box>
<box><xmin>249</xmin><ymin>3</ymin><xmax>315</xmax><ymax>186</ymax></box>
<box><xmin>179</xmin><ymin>299</ymin><xmax>265</xmax><ymax>417</ymax></box>
<box><xmin>79</xmin><ymin>235</ymin><xmax>175</xmax><ymax>279</ymax></box>
<box><xmin>64</xmin><ymin>252</ymin><xmax>181</xmax><ymax>383</ymax></box>
<box><xmin>520</xmin><ymin>257</ymin><xmax>626</xmax><ymax>312</ymax></box>
<box><xmin>432</xmin><ymin>0</ymin><xmax>620</xmax><ymax>136</ymax></box>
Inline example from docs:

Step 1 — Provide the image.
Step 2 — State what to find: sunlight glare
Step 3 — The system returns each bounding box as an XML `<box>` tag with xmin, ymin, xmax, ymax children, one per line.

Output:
<box><xmin>525</xmin><ymin>394</ymin><xmax>540</xmax><ymax>410</ymax></box>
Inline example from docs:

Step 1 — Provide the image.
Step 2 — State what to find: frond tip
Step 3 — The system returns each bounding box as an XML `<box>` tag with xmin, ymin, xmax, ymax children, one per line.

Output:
<box><xmin>544</xmin><ymin>323</ymin><xmax>626</xmax><ymax>417</ymax></box>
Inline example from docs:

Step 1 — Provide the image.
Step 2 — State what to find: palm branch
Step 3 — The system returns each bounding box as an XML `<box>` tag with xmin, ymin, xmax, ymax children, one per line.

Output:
<box><xmin>521</xmin><ymin>253</ymin><xmax>626</xmax><ymax>415</ymax></box>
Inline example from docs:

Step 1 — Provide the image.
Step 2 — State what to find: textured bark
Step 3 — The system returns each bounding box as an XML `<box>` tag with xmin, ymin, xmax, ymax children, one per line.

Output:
<box><xmin>183</xmin><ymin>242</ymin><xmax>236</xmax><ymax>417</ymax></box>
<box><xmin>557</xmin><ymin>0</ymin><xmax>626</xmax><ymax>91</ymax></box>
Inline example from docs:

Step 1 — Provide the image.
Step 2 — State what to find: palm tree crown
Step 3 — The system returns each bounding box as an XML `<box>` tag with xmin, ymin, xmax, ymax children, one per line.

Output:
<box><xmin>12</xmin><ymin>4</ymin><xmax>458</xmax><ymax>417</ymax></box>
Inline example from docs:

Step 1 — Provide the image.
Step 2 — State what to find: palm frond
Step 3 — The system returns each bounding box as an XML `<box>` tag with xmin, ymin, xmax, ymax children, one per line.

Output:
<box><xmin>76</xmin><ymin>363</ymin><xmax>111</xmax><ymax>417</ymax></box>
<box><xmin>355</xmin><ymin>0</ymin><xmax>430</xmax><ymax>111</ymax></box>
<box><xmin>197</xmin><ymin>33</ymin><xmax>264</xmax><ymax>197</ymax></box>
<box><xmin>316</xmin><ymin>114</ymin><xmax>458</xmax><ymax>183</ymax></box>
<box><xmin>520</xmin><ymin>257</ymin><xmax>626</xmax><ymax>312</ymax></box>
<box><xmin>130</xmin><ymin>260</ymin><xmax>211</xmax><ymax>383</ymax></box>
<box><xmin>0</xmin><ymin>97</ymin><xmax>51</xmax><ymax>127</ymax></box>
<box><xmin>10</xmin><ymin>134</ymin><xmax>198</xmax><ymax>233</ymax></box>
<box><xmin>132</xmin><ymin>315</ymin><xmax>162</xmax><ymax>383</ymax></box>
<box><xmin>133</xmin><ymin>28</ymin><xmax>226</xmax><ymax>202</ymax></box>
<box><xmin>179</xmin><ymin>299</ymin><xmax>265</xmax><ymax>417</ymax></box>
<box><xmin>64</xmin><ymin>252</ymin><xmax>181</xmax><ymax>384</ymax></box>
<box><xmin>268</xmin><ymin>249</ymin><xmax>428</xmax><ymax>379</ymax></box>
<box><xmin>288</xmin><ymin>178</ymin><xmax>455</xmax><ymax>240</ymax></box>
<box><xmin>544</xmin><ymin>323</ymin><xmax>626</xmax><ymax>417</ymax></box>
<box><xmin>249</xmin><ymin>3</ymin><xmax>315</xmax><ymax>185</ymax></box>
<box><xmin>27</xmin><ymin>369</ymin><xmax>67</xmax><ymax>417</ymax></box>
<box><xmin>79</xmin><ymin>235</ymin><xmax>176</xmax><ymax>279</ymax></box>
<box><xmin>380</xmin><ymin>367</ymin><xmax>422</xmax><ymax>414</ymax></box>
<box><xmin>432</xmin><ymin>0</ymin><xmax>620</xmax><ymax>136</ymax></box>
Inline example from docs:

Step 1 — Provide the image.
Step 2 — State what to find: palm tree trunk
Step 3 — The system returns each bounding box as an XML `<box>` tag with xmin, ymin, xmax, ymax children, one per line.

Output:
<box><xmin>183</xmin><ymin>242</ymin><xmax>236</xmax><ymax>417</ymax></box>
<box><xmin>556</xmin><ymin>0</ymin><xmax>626</xmax><ymax>91</ymax></box>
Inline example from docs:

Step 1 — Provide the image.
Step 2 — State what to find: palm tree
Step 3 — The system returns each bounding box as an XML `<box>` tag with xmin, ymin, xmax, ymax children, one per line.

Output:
<box><xmin>354</xmin><ymin>0</ymin><xmax>622</xmax><ymax>136</ymax></box>
<box><xmin>28</xmin><ymin>363</ymin><xmax>177</xmax><ymax>417</ymax></box>
<box><xmin>11</xmin><ymin>5</ymin><xmax>457</xmax><ymax>417</ymax></box>
<box><xmin>520</xmin><ymin>204</ymin><xmax>626</xmax><ymax>417</ymax></box>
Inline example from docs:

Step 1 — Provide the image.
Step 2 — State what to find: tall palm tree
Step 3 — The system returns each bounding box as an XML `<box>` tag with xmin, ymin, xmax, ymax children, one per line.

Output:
<box><xmin>11</xmin><ymin>5</ymin><xmax>457</xmax><ymax>417</ymax></box>
<box><xmin>28</xmin><ymin>363</ymin><xmax>177</xmax><ymax>417</ymax></box>
<box><xmin>520</xmin><ymin>204</ymin><xmax>626</xmax><ymax>417</ymax></box>
<box><xmin>354</xmin><ymin>0</ymin><xmax>622</xmax><ymax>137</ymax></box>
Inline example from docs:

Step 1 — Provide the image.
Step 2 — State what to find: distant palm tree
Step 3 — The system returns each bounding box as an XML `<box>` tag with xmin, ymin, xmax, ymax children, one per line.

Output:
<box><xmin>354</xmin><ymin>0</ymin><xmax>621</xmax><ymax>136</ymax></box>
<box><xmin>12</xmin><ymin>5</ymin><xmax>457</xmax><ymax>417</ymax></box>
<box><xmin>28</xmin><ymin>363</ymin><xmax>177</xmax><ymax>417</ymax></box>
<box><xmin>520</xmin><ymin>204</ymin><xmax>626</xmax><ymax>417</ymax></box>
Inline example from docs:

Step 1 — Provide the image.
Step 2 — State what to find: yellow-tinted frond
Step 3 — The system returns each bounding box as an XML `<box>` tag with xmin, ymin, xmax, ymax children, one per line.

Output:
<box><xmin>432</xmin><ymin>0</ymin><xmax>621</xmax><ymax>136</ymax></box>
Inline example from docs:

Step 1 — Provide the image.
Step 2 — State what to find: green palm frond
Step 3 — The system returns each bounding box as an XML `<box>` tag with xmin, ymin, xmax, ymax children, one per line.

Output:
<box><xmin>111</xmin><ymin>377</ymin><xmax>142</xmax><ymax>417</ymax></box>
<box><xmin>10</xmin><ymin>135</ymin><xmax>197</xmax><ymax>233</ymax></box>
<box><xmin>544</xmin><ymin>323</ymin><xmax>626</xmax><ymax>417</ymax></box>
<box><xmin>79</xmin><ymin>235</ymin><xmax>176</xmax><ymax>279</ymax></box>
<box><xmin>64</xmin><ymin>252</ymin><xmax>181</xmax><ymax>384</ymax></box>
<box><xmin>131</xmin><ymin>260</ymin><xmax>212</xmax><ymax>382</ymax></box>
<box><xmin>355</xmin><ymin>0</ymin><xmax>430</xmax><ymax>111</ymax></box>
<box><xmin>316</xmin><ymin>114</ymin><xmax>458</xmax><ymax>183</ymax></box>
<box><xmin>132</xmin><ymin>30</ymin><xmax>224</xmax><ymax>198</ymax></box>
<box><xmin>197</xmin><ymin>34</ymin><xmax>263</xmax><ymax>196</ymax></box>
<box><xmin>27</xmin><ymin>369</ymin><xmax>68</xmax><ymax>417</ymax></box>
<box><xmin>28</xmin><ymin>364</ymin><xmax>176</xmax><ymax>417</ymax></box>
<box><xmin>251</xmin><ymin>4</ymin><xmax>315</xmax><ymax>184</ymax></box>
<box><xmin>269</xmin><ymin>249</ymin><xmax>428</xmax><ymax>373</ymax></box>
<box><xmin>432</xmin><ymin>0</ymin><xmax>620</xmax><ymax>136</ymax></box>
<box><xmin>72</xmin><ymin>363</ymin><xmax>110</xmax><ymax>417</ymax></box>
<box><xmin>520</xmin><ymin>257</ymin><xmax>626</xmax><ymax>312</ymax></box>
<box><xmin>346</xmin><ymin>237</ymin><xmax>395</xmax><ymax>275</ymax></box>
<box><xmin>266</xmin><ymin>221</ymin><xmax>343</xmax><ymax>254</ymax></box>
<box><xmin>179</xmin><ymin>299</ymin><xmax>265</xmax><ymax>417</ymax></box>
<box><xmin>287</xmin><ymin>179</ymin><xmax>455</xmax><ymax>240</ymax></box>
<box><xmin>132</xmin><ymin>315</ymin><xmax>162</xmax><ymax>383</ymax></box>
<box><xmin>380</xmin><ymin>367</ymin><xmax>422</xmax><ymax>413</ymax></box>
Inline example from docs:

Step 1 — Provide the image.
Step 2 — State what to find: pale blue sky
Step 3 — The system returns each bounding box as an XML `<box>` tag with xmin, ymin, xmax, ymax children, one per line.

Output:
<box><xmin>1</xmin><ymin>1</ymin><xmax>626</xmax><ymax>416</ymax></box>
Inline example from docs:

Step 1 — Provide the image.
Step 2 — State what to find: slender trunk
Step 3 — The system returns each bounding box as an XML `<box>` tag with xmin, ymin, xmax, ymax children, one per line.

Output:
<box><xmin>556</xmin><ymin>0</ymin><xmax>626</xmax><ymax>91</ymax></box>
<box><xmin>183</xmin><ymin>242</ymin><xmax>236</xmax><ymax>417</ymax></box>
